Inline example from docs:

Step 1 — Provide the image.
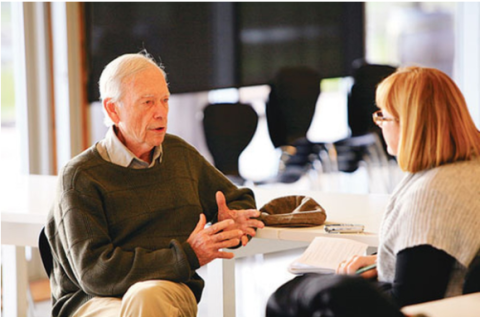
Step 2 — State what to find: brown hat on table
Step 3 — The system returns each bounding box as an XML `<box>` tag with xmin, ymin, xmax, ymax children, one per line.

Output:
<box><xmin>259</xmin><ymin>195</ymin><xmax>327</xmax><ymax>227</ymax></box>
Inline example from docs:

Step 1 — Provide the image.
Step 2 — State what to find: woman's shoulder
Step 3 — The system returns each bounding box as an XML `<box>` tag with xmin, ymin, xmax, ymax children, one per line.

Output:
<box><xmin>411</xmin><ymin>158</ymin><xmax>480</xmax><ymax>193</ymax></box>
<box><xmin>390</xmin><ymin>158</ymin><xmax>480</xmax><ymax>222</ymax></box>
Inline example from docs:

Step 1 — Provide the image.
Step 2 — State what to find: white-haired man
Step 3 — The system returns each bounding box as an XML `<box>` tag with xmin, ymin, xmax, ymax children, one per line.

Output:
<box><xmin>45</xmin><ymin>52</ymin><xmax>264</xmax><ymax>317</ymax></box>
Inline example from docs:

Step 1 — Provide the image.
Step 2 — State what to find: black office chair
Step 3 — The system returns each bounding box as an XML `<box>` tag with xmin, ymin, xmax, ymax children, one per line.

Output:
<box><xmin>38</xmin><ymin>227</ymin><xmax>53</xmax><ymax>277</ymax></box>
<box><xmin>265</xmin><ymin>67</ymin><xmax>323</xmax><ymax>183</ymax></box>
<box><xmin>266</xmin><ymin>66</ymin><xmax>321</xmax><ymax>148</ymax></box>
<box><xmin>203</xmin><ymin>103</ymin><xmax>258</xmax><ymax>185</ymax></box>
<box><xmin>347</xmin><ymin>61</ymin><xmax>397</xmax><ymax>138</ymax></box>
<box><xmin>347</xmin><ymin>61</ymin><xmax>397</xmax><ymax>159</ymax></box>
<box><xmin>333</xmin><ymin>132</ymin><xmax>388</xmax><ymax>173</ymax></box>
<box><xmin>312</xmin><ymin>62</ymin><xmax>397</xmax><ymax>192</ymax></box>
<box><xmin>330</xmin><ymin>132</ymin><xmax>393</xmax><ymax>193</ymax></box>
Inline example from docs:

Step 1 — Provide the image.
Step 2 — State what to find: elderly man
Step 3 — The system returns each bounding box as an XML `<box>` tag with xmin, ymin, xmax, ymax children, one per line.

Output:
<box><xmin>45</xmin><ymin>52</ymin><xmax>264</xmax><ymax>317</ymax></box>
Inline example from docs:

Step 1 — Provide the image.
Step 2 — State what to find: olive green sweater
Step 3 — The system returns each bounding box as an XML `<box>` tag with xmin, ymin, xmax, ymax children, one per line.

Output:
<box><xmin>45</xmin><ymin>134</ymin><xmax>256</xmax><ymax>316</ymax></box>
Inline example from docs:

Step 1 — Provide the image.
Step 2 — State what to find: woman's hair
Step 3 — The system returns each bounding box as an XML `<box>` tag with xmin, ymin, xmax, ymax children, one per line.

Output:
<box><xmin>376</xmin><ymin>66</ymin><xmax>480</xmax><ymax>173</ymax></box>
<box><xmin>99</xmin><ymin>50</ymin><xmax>166</xmax><ymax>126</ymax></box>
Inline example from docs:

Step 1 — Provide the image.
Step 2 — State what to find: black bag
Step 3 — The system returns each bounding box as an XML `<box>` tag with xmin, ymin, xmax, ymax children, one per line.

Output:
<box><xmin>266</xmin><ymin>274</ymin><xmax>405</xmax><ymax>317</ymax></box>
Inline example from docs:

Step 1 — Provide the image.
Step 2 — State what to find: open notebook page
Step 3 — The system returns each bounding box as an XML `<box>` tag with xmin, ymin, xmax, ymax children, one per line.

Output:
<box><xmin>288</xmin><ymin>236</ymin><xmax>368</xmax><ymax>274</ymax></box>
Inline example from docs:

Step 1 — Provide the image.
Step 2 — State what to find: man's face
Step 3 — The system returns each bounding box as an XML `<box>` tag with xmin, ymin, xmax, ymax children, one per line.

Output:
<box><xmin>114</xmin><ymin>66</ymin><xmax>170</xmax><ymax>157</ymax></box>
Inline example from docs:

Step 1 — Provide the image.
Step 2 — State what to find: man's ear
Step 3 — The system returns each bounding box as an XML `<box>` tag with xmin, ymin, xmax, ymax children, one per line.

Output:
<box><xmin>103</xmin><ymin>98</ymin><xmax>120</xmax><ymax>125</ymax></box>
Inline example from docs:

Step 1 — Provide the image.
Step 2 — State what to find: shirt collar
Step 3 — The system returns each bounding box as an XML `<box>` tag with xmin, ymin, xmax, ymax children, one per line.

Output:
<box><xmin>100</xmin><ymin>125</ymin><xmax>163</xmax><ymax>169</ymax></box>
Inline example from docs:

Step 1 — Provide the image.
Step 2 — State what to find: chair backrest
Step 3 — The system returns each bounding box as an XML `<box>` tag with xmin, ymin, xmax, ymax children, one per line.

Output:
<box><xmin>203</xmin><ymin>103</ymin><xmax>258</xmax><ymax>183</ymax></box>
<box><xmin>38</xmin><ymin>227</ymin><xmax>53</xmax><ymax>277</ymax></box>
<box><xmin>266</xmin><ymin>66</ymin><xmax>321</xmax><ymax>148</ymax></box>
<box><xmin>463</xmin><ymin>256</ymin><xmax>480</xmax><ymax>294</ymax></box>
<box><xmin>347</xmin><ymin>62</ymin><xmax>396</xmax><ymax>137</ymax></box>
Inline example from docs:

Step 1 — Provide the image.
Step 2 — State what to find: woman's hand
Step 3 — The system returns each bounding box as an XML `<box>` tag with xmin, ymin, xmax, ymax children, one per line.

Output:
<box><xmin>336</xmin><ymin>254</ymin><xmax>378</xmax><ymax>279</ymax></box>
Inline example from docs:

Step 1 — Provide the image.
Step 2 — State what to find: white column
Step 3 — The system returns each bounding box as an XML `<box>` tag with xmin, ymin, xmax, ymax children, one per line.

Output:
<box><xmin>12</xmin><ymin>2</ymin><xmax>54</xmax><ymax>175</ymax></box>
<box><xmin>51</xmin><ymin>2</ymin><xmax>86</xmax><ymax>171</ymax></box>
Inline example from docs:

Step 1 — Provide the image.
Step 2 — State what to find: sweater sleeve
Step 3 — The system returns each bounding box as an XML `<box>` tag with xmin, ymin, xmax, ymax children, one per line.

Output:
<box><xmin>382</xmin><ymin>245</ymin><xmax>455</xmax><ymax>307</ymax></box>
<box><xmin>192</xmin><ymin>148</ymin><xmax>256</xmax><ymax>223</ymax></box>
<box><xmin>49</xmin><ymin>167</ymin><xmax>199</xmax><ymax>298</ymax></box>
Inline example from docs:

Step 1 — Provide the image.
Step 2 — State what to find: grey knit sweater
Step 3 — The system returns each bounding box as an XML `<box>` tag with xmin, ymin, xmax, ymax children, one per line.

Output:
<box><xmin>45</xmin><ymin>134</ymin><xmax>256</xmax><ymax>316</ymax></box>
<box><xmin>378</xmin><ymin>157</ymin><xmax>480</xmax><ymax>297</ymax></box>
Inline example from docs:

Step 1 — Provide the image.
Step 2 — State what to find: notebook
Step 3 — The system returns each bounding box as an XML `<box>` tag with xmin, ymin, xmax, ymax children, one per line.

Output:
<box><xmin>288</xmin><ymin>236</ymin><xmax>368</xmax><ymax>274</ymax></box>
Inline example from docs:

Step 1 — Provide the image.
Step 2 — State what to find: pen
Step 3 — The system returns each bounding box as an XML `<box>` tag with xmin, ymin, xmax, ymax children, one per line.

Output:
<box><xmin>355</xmin><ymin>263</ymin><xmax>377</xmax><ymax>275</ymax></box>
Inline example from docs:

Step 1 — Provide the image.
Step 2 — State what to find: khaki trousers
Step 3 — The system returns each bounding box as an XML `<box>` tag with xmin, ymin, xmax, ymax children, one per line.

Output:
<box><xmin>73</xmin><ymin>280</ymin><xmax>198</xmax><ymax>317</ymax></box>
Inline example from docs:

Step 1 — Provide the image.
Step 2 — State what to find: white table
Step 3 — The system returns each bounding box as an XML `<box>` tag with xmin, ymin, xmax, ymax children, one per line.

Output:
<box><xmin>402</xmin><ymin>292</ymin><xmax>480</xmax><ymax>317</ymax></box>
<box><xmin>1</xmin><ymin>174</ymin><xmax>58</xmax><ymax>317</ymax></box>
<box><xmin>253</xmin><ymin>188</ymin><xmax>387</xmax><ymax>247</ymax></box>
<box><xmin>1</xmin><ymin>176</ymin><xmax>389</xmax><ymax>317</ymax></box>
<box><xmin>208</xmin><ymin>187</ymin><xmax>389</xmax><ymax>316</ymax></box>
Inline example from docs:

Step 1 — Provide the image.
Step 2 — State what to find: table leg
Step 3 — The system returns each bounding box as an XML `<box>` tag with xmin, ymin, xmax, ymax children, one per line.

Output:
<box><xmin>2</xmin><ymin>245</ymin><xmax>29</xmax><ymax>317</ymax></box>
<box><xmin>207</xmin><ymin>257</ymin><xmax>236</xmax><ymax>317</ymax></box>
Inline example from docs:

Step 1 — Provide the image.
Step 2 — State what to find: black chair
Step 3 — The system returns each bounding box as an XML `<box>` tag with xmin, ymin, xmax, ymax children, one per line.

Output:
<box><xmin>266</xmin><ymin>66</ymin><xmax>321</xmax><ymax>148</ymax></box>
<box><xmin>311</xmin><ymin>62</ymin><xmax>397</xmax><ymax>192</ymax></box>
<box><xmin>265</xmin><ymin>67</ymin><xmax>323</xmax><ymax>183</ymax></box>
<box><xmin>202</xmin><ymin>103</ymin><xmax>258</xmax><ymax>185</ymax></box>
<box><xmin>38</xmin><ymin>227</ymin><xmax>53</xmax><ymax>277</ymax></box>
<box><xmin>333</xmin><ymin>132</ymin><xmax>388</xmax><ymax>174</ymax></box>
<box><xmin>347</xmin><ymin>61</ymin><xmax>397</xmax><ymax>160</ymax></box>
<box><xmin>331</xmin><ymin>132</ymin><xmax>393</xmax><ymax>193</ymax></box>
<box><xmin>347</xmin><ymin>61</ymin><xmax>397</xmax><ymax>138</ymax></box>
<box><xmin>272</xmin><ymin>138</ymin><xmax>330</xmax><ymax>184</ymax></box>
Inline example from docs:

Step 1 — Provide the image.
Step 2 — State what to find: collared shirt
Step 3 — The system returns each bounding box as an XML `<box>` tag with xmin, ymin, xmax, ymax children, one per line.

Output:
<box><xmin>96</xmin><ymin>126</ymin><xmax>163</xmax><ymax>169</ymax></box>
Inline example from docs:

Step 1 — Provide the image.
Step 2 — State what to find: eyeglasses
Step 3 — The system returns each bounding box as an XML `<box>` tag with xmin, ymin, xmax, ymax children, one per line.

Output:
<box><xmin>372</xmin><ymin>110</ymin><xmax>399</xmax><ymax>127</ymax></box>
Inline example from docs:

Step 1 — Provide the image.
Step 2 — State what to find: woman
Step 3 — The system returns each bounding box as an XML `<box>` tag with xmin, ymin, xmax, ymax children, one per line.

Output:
<box><xmin>339</xmin><ymin>65</ymin><xmax>480</xmax><ymax>304</ymax></box>
<box><xmin>267</xmin><ymin>66</ymin><xmax>480</xmax><ymax>316</ymax></box>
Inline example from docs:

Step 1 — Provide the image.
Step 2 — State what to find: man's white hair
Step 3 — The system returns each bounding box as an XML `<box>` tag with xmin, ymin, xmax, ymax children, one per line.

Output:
<box><xmin>98</xmin><ymin>51</ymin><xmax>166</xmax><ymax>126</ymax></box>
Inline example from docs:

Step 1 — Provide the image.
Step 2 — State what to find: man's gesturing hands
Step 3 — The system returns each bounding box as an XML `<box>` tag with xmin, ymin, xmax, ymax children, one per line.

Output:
<box><xmin>187</xmin><ymin>214</ymin><xmax>243</xmax><ymax>266</ymax></box>
<box><xmin>187</xmin><ymin>191</ymin><xmax>265</xmax><ymax>266</ymax></box>
<box><xmin>216</xmin><ymin>191</ymin><xmax>265</xmax><ymax>246</ymax></box>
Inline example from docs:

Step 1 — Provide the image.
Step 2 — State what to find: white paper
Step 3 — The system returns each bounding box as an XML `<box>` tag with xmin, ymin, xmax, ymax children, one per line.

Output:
<box><xmin>288</xmin><ymin>236</ymin><xmax>368</xmax><ymax>274</ymax></box>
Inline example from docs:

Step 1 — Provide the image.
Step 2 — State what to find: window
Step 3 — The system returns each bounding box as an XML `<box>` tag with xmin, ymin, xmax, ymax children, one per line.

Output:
<box><xmin>366</xmin><ymin>2</ymin><xmax>456</xmax><ymax>75</ymax></box>
<box><xmin>1</xmin><ymin>2</ymin><xmax>21</xmax><ymax>176</ymax></box>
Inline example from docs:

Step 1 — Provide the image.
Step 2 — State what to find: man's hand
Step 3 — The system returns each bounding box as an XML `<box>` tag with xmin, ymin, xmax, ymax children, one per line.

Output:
<box><xmin>216</xmin><ymin>191</ymin><xmax>265</xmax><ymax>246</ymax></box>
<box><xmin>336</xmin><ymin>254</ymin><xmax>378</xmax><ymax>279</ymax></box>
<box><xmin>187</xmin><ymin>214</ymin><xmax>243</xmax><ymax>266</ymax></box>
